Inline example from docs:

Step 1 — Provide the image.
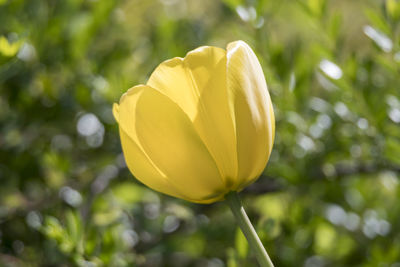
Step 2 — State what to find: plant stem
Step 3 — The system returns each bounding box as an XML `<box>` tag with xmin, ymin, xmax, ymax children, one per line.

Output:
<box><xmin>225</xmin><ymin>191</ymin><xmax>274</xmax><ymax>267</ymax></box>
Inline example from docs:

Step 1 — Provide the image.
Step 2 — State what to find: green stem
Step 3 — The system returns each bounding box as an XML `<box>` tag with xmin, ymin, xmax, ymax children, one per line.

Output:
<box><xmin>225</xmin><ymin>191</ymin><xmax>274</xmax><ymax>267</ymax></box>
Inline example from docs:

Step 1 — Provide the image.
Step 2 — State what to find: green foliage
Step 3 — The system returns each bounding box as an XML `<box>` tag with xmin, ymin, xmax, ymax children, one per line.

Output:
<box><xmin>1</xmin><ymin>0</ymin><xmax>400</xmax><ymax>266</ymax></box>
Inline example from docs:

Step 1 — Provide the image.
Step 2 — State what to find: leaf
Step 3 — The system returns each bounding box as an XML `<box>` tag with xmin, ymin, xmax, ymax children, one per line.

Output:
<box><xmin>235</xmin><ymin>228</ymin><xmax>248</xmax><ymax>259</ymax></box>
<box><xmin>307</xmin><ymin>0</ymin><xmax>326</xmax><ymax>18</ymax></box>
<box><xmin>221</xmin><ymin>0</ymin><xmax>243</xmax><ymax>10</ymax></box>
<box><xmin>0</xmin><ymin>36</ymin><xmax>22</xmax><ymax>57</ymax></box>
<box><xmin>386</xmin><ymin>0</ymin><xmax>400</xmax><ymax>20</ymax></box>
<box><xmin>364</xmin><ymin>8</ymin><xmax>391</xmax><ymax>35</ymax></box>
<box><xmin>111</xmin><ymin>182</ymin><xmax>146</xmax><ymax>205</ymax></box>
<box><xmin>65</xmin><ymin>210</ymin><xmax>83</xmax><ymax>254</ymax></box>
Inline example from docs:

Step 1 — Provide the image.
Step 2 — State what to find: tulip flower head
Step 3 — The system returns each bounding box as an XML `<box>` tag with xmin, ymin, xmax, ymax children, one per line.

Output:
<box><xmin>113</xmin><ymin>40</ymin><xmax>275</xmax><ymax>204</ymax></box>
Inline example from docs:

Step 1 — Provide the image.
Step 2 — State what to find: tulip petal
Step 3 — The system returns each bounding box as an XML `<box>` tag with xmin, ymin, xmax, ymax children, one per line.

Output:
<box><xmin>226</xmin><ymin>41</ymin><xmax>275</xmax><ymax>188</ymax></box>
<box><xmin>119</xmin><ymin>127</ymin><xmax>186</xmax><ymax>199</ymax></box>
<box><xmin>112</xmin><ymin>103</ymin><xmax>120</xmax><ymax>123</ymax></box>
<box><xmin>117</xmin><ymin>85</ymin><xmax>226</xmax><ymax>202</ymax></box>
<box><xmin>147</xmin><ymin>46</ymin><xmax>238</xmax><ymax>187</ymax></box>
<box><xmin>114</xmin><ymin>100</ymin><xmax>185</xmax><ymax>200</ymax></box>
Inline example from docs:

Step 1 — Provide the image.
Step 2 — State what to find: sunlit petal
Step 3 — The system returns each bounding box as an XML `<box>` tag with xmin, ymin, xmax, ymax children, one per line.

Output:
<box><xmin>226</xmin><ymin>40</ymin><xmax>275</xmax><ymax>188</ymax></box>
<box><xmin>117</xmin><ymin>85</ymin><xmax>226</xmax><ymax>202</ymax></box>
<box><xmin>147</xmin><ymin>46</ymin><xmax>238</xmax><ymax>187</ymax></box>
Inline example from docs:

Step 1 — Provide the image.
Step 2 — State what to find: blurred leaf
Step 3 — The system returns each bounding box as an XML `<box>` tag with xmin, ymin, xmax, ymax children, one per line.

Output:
<box><xmin>385</xmin><ymin>137</ymin><xmax>400</xmax><ymax>165</ymax></box>
<box><xmin>364</xmin><ymin>8</ymin><xmax>391</xmax><ymax>34</ymax></box>
<box><xmin>0</xmin><ymin>36</ymin><xmax>22</xmax><ymax>57</ymax></box>
<box><xmin>386</xmin><ymin>0</ymin><xmax>400</xmax><ymax>20</ymax></box>
<box><xmin>314</xmin><ymin>222</ymin><xmax>337</xmax><ymax>256</ymax></box>
<box><xmin>65</xmin><ymin>210</ymin><xmax>83</xmax><ymax>254</ymax></box>
<box><xmin>111</xmin><ymin>181</ymin><xmax>145</xmax><ymax>205</ymax></box>
<box><xmin>307</xmin><ymin>0</ymin><xmax>326</xmax><ymax>18</ymax></box>
<box><xmin>235</xmin><ymin>228</ymin><xmax>248</xmax><ymax>259</ymax></box>
<box><xmin>221</xmin><ymin>0</ymin><xmax>243</xmax><ymax>10</ymax></box>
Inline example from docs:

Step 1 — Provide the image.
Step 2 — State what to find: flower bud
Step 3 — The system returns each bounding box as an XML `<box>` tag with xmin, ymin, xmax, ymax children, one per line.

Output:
<box><xmin>113</xmin><ymin>41</ymin><xmax>275</xmax><ymax>204</ymax></box>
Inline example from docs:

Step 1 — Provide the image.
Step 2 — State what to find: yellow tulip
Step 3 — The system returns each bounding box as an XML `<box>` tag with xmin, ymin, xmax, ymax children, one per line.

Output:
<box><xmin>113</xmin><ymin>40</ymin><xmax>275</xmax><ymax>204</ymax></box>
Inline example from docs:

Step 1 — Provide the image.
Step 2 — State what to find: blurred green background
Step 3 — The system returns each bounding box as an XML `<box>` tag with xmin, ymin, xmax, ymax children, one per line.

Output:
<box><xmin>1</xmin><ymin>0</ymin><xmax>400</xmax><ymax>266</ymax></box>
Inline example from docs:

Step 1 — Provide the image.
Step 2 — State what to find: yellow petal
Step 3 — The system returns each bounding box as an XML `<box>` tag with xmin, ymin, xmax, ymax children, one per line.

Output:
<box><xmin>226</xmin><ymin>41</ymin><xmax>275</xmax><ymax>189</ymax></box>
<box><xmin>119</xmin><ymin>127</ymin><xmax>186</xmax><ymax>199</ymax></box>
<box><xmin>112</xmin><ymin>103</ymin><xmax>119</xmax><ymax>123</ymax></box>
<box><xmin>115</xmin><ymin>98</ymin><xmax>184</xmax><ymax>199</ymax></box>
<box><xmin>147</xmin><ymin>46</ymin><xmax>238</xmax><ymax>188</ymax></box>
<box><xmin>117</xmin><ymin>85</ymin><xmax>226</xmax><ymax>203</ymax></box>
